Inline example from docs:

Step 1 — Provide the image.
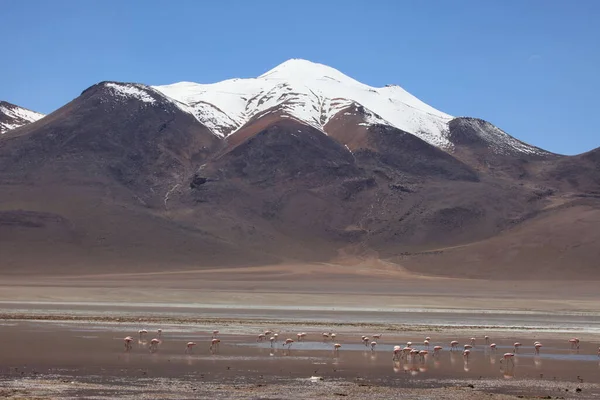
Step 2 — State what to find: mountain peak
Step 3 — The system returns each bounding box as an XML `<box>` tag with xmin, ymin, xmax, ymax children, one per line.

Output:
<box><xmin>258</xmin><ymin>59</ymin><xmax>361</xmax><ymax>85</ymax></box>
<box><xmin>0</xmin><ymin>101</ymin><xmax>45</xmax><ymax>134</ymax></box>
<box><xmin>154</xmin><ymin>59</ymin><xmax>453</xmax><ymax>146</ymax></box>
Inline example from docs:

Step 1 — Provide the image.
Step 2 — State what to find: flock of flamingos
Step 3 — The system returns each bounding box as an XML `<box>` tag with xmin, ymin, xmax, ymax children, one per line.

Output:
<box><xmin>122</xmin><ymin>328</ymin><xmax>600</xmax><ymax>370</ymax></box>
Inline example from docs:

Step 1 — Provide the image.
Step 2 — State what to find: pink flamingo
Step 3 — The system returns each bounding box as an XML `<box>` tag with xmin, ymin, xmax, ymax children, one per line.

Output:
<box><xmin>423</xmin><ymin>340</ymin><xmax>430</xmax><ymax>349</ymax></box>
<box><xmin>501</xmin><ymin>352</ymin><xmax>515</xmax><ymax>366</ymax></box>
<box><xmin>470</xmin><ymin>337</ymin><xmax>476</xmax><ymax>346</ymax></box>
<box><xmin>124</xmin><ymin>336</ymin><xmax>133</xmax><ymax>351</ymax></box>
<box><xmin>534</xmin><ymin>342</ymin><xmax>543</xmax><ymax>354</ymax></box>
<box><xmin>484</xmin><ymin>335</ymin><xmax>489</xmax><ymax>344</ymax></box>
<box><xmin>393</xmin><ymin>345</ymin><xmax>401</xmax><ymax>360</ymax></box>
<box><xmin>157</xmin><ymin>329</ymin><xmax>162</xmax><ymax>338</ymax></box>
<box><xmin>450</xmin><ymin>341</ymin><xmax>459</xmax><ymax>351</ymax></box>
<box><xmin>402</xmin><ymin>346</ymin><xmax>412</xmax><ymax>359</ymax></box>
<box><xmin>273</xmin><ymin>333</ymin><xmax>279</xmax><ymax>341</ymax></box>
<box><xmin>334</xmin><ymin>343</ymin><xmax>341</xmax><ymax>352</ymax></box>
<box><xmin>297</xmin><ymin>332</ymin><xmax>306</xmax><ymax>341</ymax></box>
<box><xmin>410</xmin><ymin>348</ymin><xmax>420</xmax><ymax>361</ymax></box>
<box><xmin>490</xmin><ymin>343</ymin><xmax>497</xmax><ymax>351</ymax></box>
<box><xmin>363</xmin><ymin>337</ymin><xmax>370</xmax><ymax>347</ymax></box>
<box><xmin>185</xmin><ymin>341</ymin><xmax>197</xmax><ymax>353</ymax></box>
<box><xmin>264</xmin><ymin>330</ymin><xmax>272</xmax><ymax>336</ymax></box>
<box><xmin>330</xmin><ymin>333</ymin><xmax>337</xmax><ymax>340</ymax></box>
<box><xmin>210</xmin><ymin>338</ymin><xmax>221</xmax><ymax>350</ymax></box>
<box><xmin>569</xmin><ymin>338</ymin><xmax>580</xmax><ymax>349</ymax></box>
<box><xmin>373</xmin><ymin>334</ymin><xmax>381</xmax><ymax>339</ymax></box>
<box><xmin>269</xmin><ymin>336</ymin><xmax>275</xmax><ymax>347</ymax></box>
<box><xmin>257</xmin><ymin>334</ymin><xmax>265</xmax><ymax>342</ymax></box>
<box><xmin>138</xmin><ymin>329</ymin><xmax>148</xmax><ymax>340</ymax></box>
<box><xmin>433</xmin><ymin>346</ymin><xmax>442</xmax><ymax>356</ymax></box>
<box><xmin>464</xmin><ymin>344</ymin><xmax>473</xmax><ymax>350</ymax></box>
<box><xmin>419</xmin><ymin>350</ymin><xmax>428</xmax><ymax>362</ymax></box>
<box><xmin>149</xmin><ymin>338</ymin><xmax>160</xmax><ymax>353</ymax></box>
<box><xmin>322</xmin><ymin>332</ymin><xmax>330</xmax><ymax>341</ymax></box>
<box><xmin>212</xmin><ymin>330</ymin><xmax>219</xmax><ymax>338</ymax></box>
<box><xmin>283</xmin><ymin>338</ymin><xmax>294</xmax><ymax>349</ymax></box>
<box><xmin>406</xmin><ymin>341</ymin><xmax>412</xmax><ymax>347</ymax></box>
<box><xmin>463</xmin><ymin>349</ymin><xmax>471</xmax><ymax>361</ymax></box>
<box><xmin>513</xmin><ymin>342</ymin><xmax>522</xmax><ymax>353</ymax></box>
<box><xmin>370</xmin><ymin>341</ymin><xmax>377</xmax><ymax>351</ymax></box>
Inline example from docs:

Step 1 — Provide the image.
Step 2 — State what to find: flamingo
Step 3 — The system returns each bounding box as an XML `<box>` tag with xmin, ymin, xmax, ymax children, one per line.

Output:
<box><xmin>149</xmin><ymin>338</ymin><xmax>160</xmax><ymax>353</ymax></box>
<box><xmin>212</xmin><ymin>330</ymin><xmax>219</xmax><ymax>338</ymax></box>
<box><xmin>423</xmin><ymin>340</ymin><xmax>430</xmax><ymax>349</ymax></box>
<box><xmin>406</xmin><ymin>341</ymin><xmax>412</xmax><ymax>347</ymax></box>
<box><xmin>569</xmin><ymin>338</ymin><xmax>580</xmax><ymax>349</ymax></box>
<box><xmin>433</xmin><ymin>346</ymin><xmax>442</xmax><ymax>356</ymax></box>
<box><xmin>270</xmin><ymin>336</ymin><xmax>275</xmax><ymax>347</ymax></box>
<box><xmin>157</xmin><ymin>329</ymin><xmax>162</xmax><ymax>338</ymax></box>
<box><xmin>264</xmin><ymin>330</ymin><xmax>272</xmax><ymax>336</ymax></box>
<box><xmin>334</xmin><ymin>343</ymin><xmax>341</xmax><ymax>352</ymax></box>
<box><xmin>490</xmin><ymin>343</ymin><xmax>497</xmax><ymax>351</ymax></box>
<box><xmin>363</xmin><ymin>337</ymin><xmax>370</xmax><ymax>347</ymax></box>
<box><xmin>419</xmin><ymin>350</ymin><xmax>428</xmax><ymax>362</ymax></box>
<box><xmin>297</xmin><ymin>333</ymin><xmax>303</xmax><ymax>341</ymax></box>
<box><xmin>210</xmin><ymin>338</ymin><xmax>221</xmax><ymax>352</ymax></box>
<box><xmin>450</xmin><ymin>340</ymin><xmax>459</xmax><ymax>351</ymax></box>
<box><xmin>470</xmin><ymin>337</ymin><xmax>476</xmax><ymax>346</ymax></box>
<box><xmin>273</xmin><ymin>333</ymin><xmax>279</xmax><ymax>342</ymax></box>
<box><xmin>402</xmin><ymin>346</ymin><xmax>412</xmax><ymax>359</ymax></box>
<box><xmin>257</xmin><ymin>334</ymin><xmax>265</xmax><ymax>342</ymax></box>
<box><xmin>138</xmin><ymin>329</ymin><xmax>148</xmax><ymax>340</ymax></box>
<box><xmin>410</xmin><ymin>348</ymin><xmax>420</xmax><ymax>361</ymax></box>
<box><xmin>501</xmin><ymin>352</ymin><xmax>515</xmax><ymax>365</ymax></box>
<box><xmin>124</xmin><ymin>336</ymin><xmax>133</xmax><ymax>351</ymax></box>
<box><xmin>284</xmin><ymin>338</ymin><xmax>294</xmax><ymax>349</ymax></box>
<box><xmin>484</xmin><ymin>335</ymin><xmax>489</xmax><ymax>344</ymax></box>
<box><xmin>534</xmin><ymin>342</ymin><xmax>543</xmax><ymax>354</ymax></box>
<box><xmin>370</xmin><ymin>341</ymin><xmax>377</xmax><ymax>351</ymax></box>
<box><xmin>463</xmin><ymin>349</ymin><xmax>471</xmax><ymax>361</ymax></box>
<box><xmin>322</xmin><ymin>332</ymin><xmax>330</xmax><ymax>341</ymax></box>
<box><xmin>185</xmin><ymin>341</ymin><xmax>197</xmax><ymax>353</ymax></box>
<box><xmin>393</xmin><ymin>345</ymin><xmax>401</xmax><ymax>360</ymax></box>
<box><xmin>425</xmin><ymin>336</ymin><xmax>431</xmax><ymax>341</ymax></box>
<box><xmin>464</xmin><ymin>344</ymin><xmax>473</xmax><ymax>350</ymax></box>
<box><xmin>330</xmin><ymin>333</ymin><xmax>337</xmax><ymax>340</ymax></box>
<box><xmin>373</xmin><ymin>334</ymin><xmax>381</xmax><ymax>339</ymax></box>
<box><xmin>513</xmin><ymin>342</ymin><xmax>522</xmax><ymax>353</ymax></box>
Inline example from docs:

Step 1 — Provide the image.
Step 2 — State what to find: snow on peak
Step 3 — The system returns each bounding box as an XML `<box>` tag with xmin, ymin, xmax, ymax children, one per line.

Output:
<box><xmin>0</xmin><ymin>101</ymin><xmax>45</xmax><ymax>134</ymax></box>
<box><xmin>104</xmin><ymin>82</ymin><xmax>157</xmax><ymax>104</ymax></box>
<box><xmin>153</xmin><ymin>59</ymin><xmax>455</xmax><ymax>146</ymax></box>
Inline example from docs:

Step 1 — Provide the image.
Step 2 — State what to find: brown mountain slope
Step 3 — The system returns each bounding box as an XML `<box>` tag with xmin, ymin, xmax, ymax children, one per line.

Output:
<box><xmin>0</xmin><ymin>82</ymin><xmax>598</xmax><ymax>279</ymax></box>
<box><xmin>396</xmin><ymin>197</ymin><xmax>600</xmax><ymax>279</ymax></box>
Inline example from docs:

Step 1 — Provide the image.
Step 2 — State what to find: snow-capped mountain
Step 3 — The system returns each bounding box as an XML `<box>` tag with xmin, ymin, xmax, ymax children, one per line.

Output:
<box><xmin>0</xmin><ymin>101</ymin><xmax>45</xmax><ymax>134</ymax></box>
<box><xmin>152</xmin><ymin>59</ymin><xmax>548</xmax><ymax>156</ymax></box>
<box><xmin>153</xmin><ymin>59</ymin><xmax>454</xmax><ymax>147</ymax></box>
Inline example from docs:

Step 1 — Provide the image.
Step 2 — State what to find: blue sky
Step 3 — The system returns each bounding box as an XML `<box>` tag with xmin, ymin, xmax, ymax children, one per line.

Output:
<box><xmin>1</xmin><ymin>0</ymin><xmax>598</xmax><ymax>155</ymax></box>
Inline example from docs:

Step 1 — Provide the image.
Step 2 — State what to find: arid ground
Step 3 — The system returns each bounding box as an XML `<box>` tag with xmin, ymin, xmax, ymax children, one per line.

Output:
<box><xmin>1</xmin><ymin>262</ymin><xmax>600</xmax><ymax>399</ymax></box>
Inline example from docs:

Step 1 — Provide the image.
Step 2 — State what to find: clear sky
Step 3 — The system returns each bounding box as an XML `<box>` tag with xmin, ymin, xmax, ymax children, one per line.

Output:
<box><xmin>1</xmin><ymin>0</ymin><xmax>598</xmax><ymax>155</ymax></box>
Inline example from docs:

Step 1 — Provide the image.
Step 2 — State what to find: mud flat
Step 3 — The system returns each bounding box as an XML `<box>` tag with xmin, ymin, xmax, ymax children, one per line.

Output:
<box><xmin>0</xmin><ymin>318</ymin><xmax>599</xmax><ymax>399</ymax></box>
<box><xmin>2</xmin><ymin>265</ymin><xmax>600</xmax><ymax>398</ymax></box>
